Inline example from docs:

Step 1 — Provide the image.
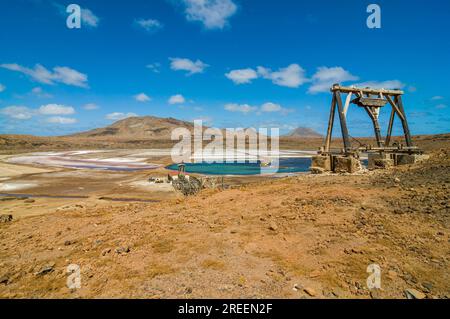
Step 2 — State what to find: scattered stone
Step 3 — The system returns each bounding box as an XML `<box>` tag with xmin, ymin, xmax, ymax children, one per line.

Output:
<box><xmin>115</xmin><ymin>246</ymin><xmax>130</xmax><ymax>254</ymax></box>
<box><xmin>35</xmin><ymin>263</ymin><xmax>55</xmax><ymax>276</ymax></box>
<box><xmin>64</xmin><ymin>240</ymin><xmax>75</xmax><ymax>246</ymax></box>
<box><xmin>304</xmin><ymin>287</ymin><xmax>317</xmax><ymax>297</ymax></box>
<box><xmin>405</xmin><ymin>288</ymin><xmax>426</xmax><ymax>299</ymax></box>
<box><xmin>293</xmin><ymin>284</ymin><xmax>302</xmax><ymax>291</ymax></box>
<box><xmin>387</xmin><ymin>270</ymin><xmax>397</xmax><ymax>280</ymax></box>
<box><xmin>309</xmin><ymin>270</ymin><xmax>321</xmax><ymax>278</ymax></box>
<box><xmin>0</xmin><ymin>275</ymin><xmax>9</xmax><ymax>285</ymax></box>
<box><xmin>370</xmin><ymin>290</ymin><xmax>381</xmax><ymax>299</ymax></box>
<box><xmin>394</xmin><ymin>177</ymin><xmax>401</xmax><ymax>183</ymax></box>
<box><xmin>0</xmin><ymin>214</ymin><xmax>13</xmax><ymax>223</ymax></box>
<box><xmin>24</xmin><ymin>199</ymin><xmax>35</xmax><ymax>203</ymax></box>
<box><xmin>268</xmin><ymin>222</ymin><xmax>278</xmax><ymax>231</ymax></box>
<box><xmin>101</xmin><ymin>248</ymin><xmax>112</xmax><ymax>256</ymax></box>
<box><xmin>310</xmin><ymin>167</ymin><xmax>325</xmax><ymax>174</ymax></box>
<box><xmin>93</xmin><ymin>240</ymin><xmax>103</xmax><ymax>247</ymax></box>
<box><xmin>422</xmin><ymin>282</ymin><xmax>433</xmax><ymax>292</ymax></box>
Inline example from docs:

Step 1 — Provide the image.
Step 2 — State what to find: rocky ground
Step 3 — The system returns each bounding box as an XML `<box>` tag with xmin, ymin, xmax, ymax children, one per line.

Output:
<box><xmin>0</xmin><ymin>148</ymin><xmax>448</xmax><ymax>299</ymax></box>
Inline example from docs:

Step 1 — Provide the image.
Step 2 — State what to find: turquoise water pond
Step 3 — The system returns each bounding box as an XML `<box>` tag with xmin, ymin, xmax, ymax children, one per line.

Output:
<box><xmin>167</xmin><ymin>158</ymin><xmax>369</xmax><ymax>176</ymax></box>
<box><xmin>166</xmin><ymin>158</ymin><xmax>312</xmax><ymax>176</ymax></box>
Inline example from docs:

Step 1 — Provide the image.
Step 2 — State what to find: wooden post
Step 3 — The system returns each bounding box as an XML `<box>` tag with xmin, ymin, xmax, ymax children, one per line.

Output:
<box><xmin>324</xmin><ymin>92</ymin><xmax>336</xmax><ymax>152</ymax></box>
<box><xmin>385</xmin><ymin>106</ymin><xmax>396</xmax><ymax>146</ymax></box>
<box><xmin>363</xmin><ymin>106</ymin><xmax>383</xmax><ymax>147</ymax></box>
<box><xmin>335</xmin><ymin>90</ymin><xmax>351</xmax><ymax>152</ymax></box>
<box><xmin>396</xmin><ymin>96</ymin><xmax>413</xmax><ymax>147</ymax></box>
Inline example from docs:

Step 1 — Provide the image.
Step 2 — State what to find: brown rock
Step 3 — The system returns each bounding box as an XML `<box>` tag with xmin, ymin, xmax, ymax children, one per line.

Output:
<box><xmin>304</xmin><ymin>287</ymin><xmax>317</xmax><ymax>297</ymax></box>
<box><xmin>405</xmin><ymin>288</ymin><xmax>426</xmax><ymax>299</ymax></box>
<box><xmin>0</xmin><ymin>214</ymin><xmax>13</xmax><ymax>223</ymax></box>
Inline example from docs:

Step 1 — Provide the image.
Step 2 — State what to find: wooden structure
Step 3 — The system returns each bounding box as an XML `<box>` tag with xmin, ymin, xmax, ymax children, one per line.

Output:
<box><xmin>324</xmin><ymin>83</ymin><xmax>420</xmax><ymax>154</ymax></box>
<box><xmin>312</xmin><ymin>84</ymin><xmax>425</xmax><ymax>173</ymax></box>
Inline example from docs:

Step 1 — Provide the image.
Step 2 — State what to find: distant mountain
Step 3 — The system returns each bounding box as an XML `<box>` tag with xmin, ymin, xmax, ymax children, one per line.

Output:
<box><xmin>284</xmin><ymin>127</ymin><xmax>324</xmax><ymax>139</ymax></box>
<box><xmin>69</xmin><ymin>116</ymin><xmax>195</xmax><ymax>139</ymax></box>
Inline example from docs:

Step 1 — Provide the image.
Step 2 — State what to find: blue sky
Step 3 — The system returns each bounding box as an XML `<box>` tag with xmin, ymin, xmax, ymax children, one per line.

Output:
<box><xmin>0</xmin><ymin>0</ymin><xmax>449</xmax><ymax>136</ymax></box>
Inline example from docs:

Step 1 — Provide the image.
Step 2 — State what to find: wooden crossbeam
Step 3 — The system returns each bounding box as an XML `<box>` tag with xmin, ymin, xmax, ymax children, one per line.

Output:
<box><xmin>331</xmin><ymin>84</ymin><xmax>404</xmax><ymax>96</ymax></box>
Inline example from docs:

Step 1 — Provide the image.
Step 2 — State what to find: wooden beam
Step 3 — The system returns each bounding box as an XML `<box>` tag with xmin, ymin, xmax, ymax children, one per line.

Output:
<box><xmin>363</xmin><ymin>106</ymin><xmax>383</xmax><ymax>147</ymax></box>
<box><xmin>343</xmin><ymin>92</ymin><xmax>352</xmax><ymax>117</ymax></box>
<box><xmin>385</xmin><ymin>108</ymin><xmax>396</xmax><ymax>146</ymax></box>
<box><xmin>335</xmin><ymin>91</ymin><xmax>351</xmax><ymax>152</ymax></box>
<box><xmin>386</xmin><ymin>95</ymin><xmax>406</xmax><ymax>122</ymax></box>
<box><xmin>331</xmin><ymin>84</ymin><xmax>404</xmax><ymax>96</ymax></box>
<box><xmin>396</xmin><ymin>95</ymin><xmax>413</xmax><ymax>147</ymax></box>
<box><xmin>324</xmin><ymin>92</ymin><xmax>336</xmax><ymax>152</ymax></box>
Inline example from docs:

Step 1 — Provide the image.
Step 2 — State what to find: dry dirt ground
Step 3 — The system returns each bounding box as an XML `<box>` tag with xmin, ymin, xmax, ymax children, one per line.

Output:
<box><xmin>0</xmin><ymin>148</ymin><xmax>449</xmax><ymax>299</ymax></box>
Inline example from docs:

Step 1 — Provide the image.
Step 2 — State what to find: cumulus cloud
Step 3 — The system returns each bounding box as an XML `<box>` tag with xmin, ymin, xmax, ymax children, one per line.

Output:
<box><xmin>181</xmin><ymin>0</ymin><xmax>237</xmax><ymax>29</ymax></box>
<box><xmin>168</xmin><ymin>94</ymin><xmax>186</xmax><ymax>105</ymax></box>
<box><xmin>257</xmin><ymin>64</ymin><xmax>308</xmax><ymax>88</ymax></box>
<box><xmin>436</xmin><ymin>104</ymin><xmax>447</xmax><ymax>109</ymax></box>
<box><xmin>0</xmin><ymin>63</ymin><xmax>88</xmax><ymax>88</ymax></box>
<box><xmin>225</xmin><ymin>68</ymin><xmax>258</xmax><ymax>84</ymax></box>
<box><xmin>134</xmin><ymin>93</ymin><xmax>151</xmax><ymax>102</ymax></box>
<box><xmin>39</xmin><ymin>104</ymin><xmax>75</xmax><ymax>115</ymax></box>
<box><xmin>169</xmin><ymin>57</ymin><xmax>209</xmax><ymax>75</ymax></box>
<box><xmin>106</xmin><ymin>112</ymin><xmax>138</xmax><ymax>121</ymax></box>
<box><xmin>0</xmin><ymin>106</ymin><xmax>34</xmax><ymax>120</ymax></box>
<box><xmin>46</xmin><ymin>116</ymin><xmax>77</xmax><ymax>124</ymax></box>
<box><xmin>83</xmin><ymin>103</ymin><xmax>99</xmax><ymax>110</ymax></box>
<box><xmin>135</xmin><ymin>18</ymin><xmax>163</xmax><ymax>32</ymax></box>
<box><xmin>354</xmin><ymin>80</ymin><xmax>405</xmax><ymax>90</ymax></box>
<box><xmin>308</xmin><ymin>66</ymin><xmax>359</xmax><ymax>94</ymax></box>
<box><xmin>0</xmin><ymin>83</ymin><xmax>5</xmax><ymax>92</ymax></box>
<box><xmin>224</xmin><ymin>103</ymin><xmax>258</xmax><ymax>114</ymax></box>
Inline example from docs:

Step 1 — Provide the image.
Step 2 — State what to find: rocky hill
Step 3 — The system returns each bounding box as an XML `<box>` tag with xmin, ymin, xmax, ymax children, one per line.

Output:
<box><xmin>284</xmin><ymin>127</ymin><xmax>324</xmax><ymax>139</ymax></box>
<box><xmin>69</xmin><ymin>116</ymin><xmax>195</xmax><ymax>140</ymax></box>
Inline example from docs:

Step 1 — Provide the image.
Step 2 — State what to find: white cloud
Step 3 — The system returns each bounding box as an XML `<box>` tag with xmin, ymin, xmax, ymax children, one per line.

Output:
<box><xmin>0</xmin><ymin>83</ymin><xmax>5</xmax><ymax>92</ymax></box>
<box><xmin>181</xmin><ymin>0</ymin><xmax>237</xmax><ymax>30</ymax></box>
<box><xmin>39</xmin><ymin>104</ymin><xmax>75</xmax><ymax>115</ymax></box>
<box><xmin>257</xmin><ymin>64</ymin><xmax>308</xmax><ymax>88</ymax></box>
<box><xmin>134</xmin><ymin>93</ymin><xmax>151</xmax><ymax>102</ymax></box>
<box><xmin>225</xmin><ymin>102</ymin><xmax>293</xmax><ymax>115</ymax></box>
<box><xmin>225</xmin><ymin>68</ymin><xmax>258</xmax><ymax>84</ymax></box>
<box><xmin>261</xmin><ymin>102</ymin><xmax>282</xmax><ymax>113</ymax></box>
<box><xmin>135</xmin><ymin>18</ymin><xmax>163</xmax><ymax>32</ymax></box>
<box><xmin>354</xmin><ymin>80</ymin><xmax>405</xmax><ymax>90</ymax></box>
<box><xmin>46</xmin><ymin>116</ymin><xmax>77</xmax><ymax>124</ymax></box>
<box><xmin>168</xmin><ymin>94</ymin><xmax>186</xmax><ymax>105</ymax></box>
<box><xmin>81</xmin><ymin>8</ymin><xmax>100</xmax><ymax>28</ymax></box>
<box><xmin>169</xmin><ymin>57</ymin><xmax>209</xmax><ymax>75</ymax></box>
<box><xmin>308</xmin><ymin>66</ymin><xmax>359</xmax><ymax>94</ymax></box>
<box><xmin>261</xmin><ymin>102</ymin><xmax>293</xmax><ymax>115</ymax></box>
<box><xmin>31</xmin><ymin>87</ymin><xmax>53</xmax><ymax>98</ymax></box>
<box><xmin>0</xmin><ymin>63</ymin><xmax>88</xmax><ymax>88</ymax></box>
<box><xmin>431</xmin><ymin>96</ymin><xmax>444</xmax><ymax>101</ymax></box>
<box><xmin>0</xmin><ymin>106</ymin><xmax>34</xmax><ymax>120</ymax></box>
<box><xmin>83</xmin><ymin>103</ymin><xmax>99</xmax><ymax>110</ymax></box>
<box><xmin>106</xmin><ymin>112</ymin><xmax>138</xmax><ymax>121</ymax></box>
<box><xmin>146</xmin><ymin>63</ymin><xmax>161</xmax><ymax>73</ymax></box>
<box><xmin>436</xmin><ymin>104</ymin><xmax>447</xmax><ymax>109</ymax></box>
<box><xmin>224</xmin><ymin>103</ymin><xmax>258</xmax><ymax>114</ymax></box>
